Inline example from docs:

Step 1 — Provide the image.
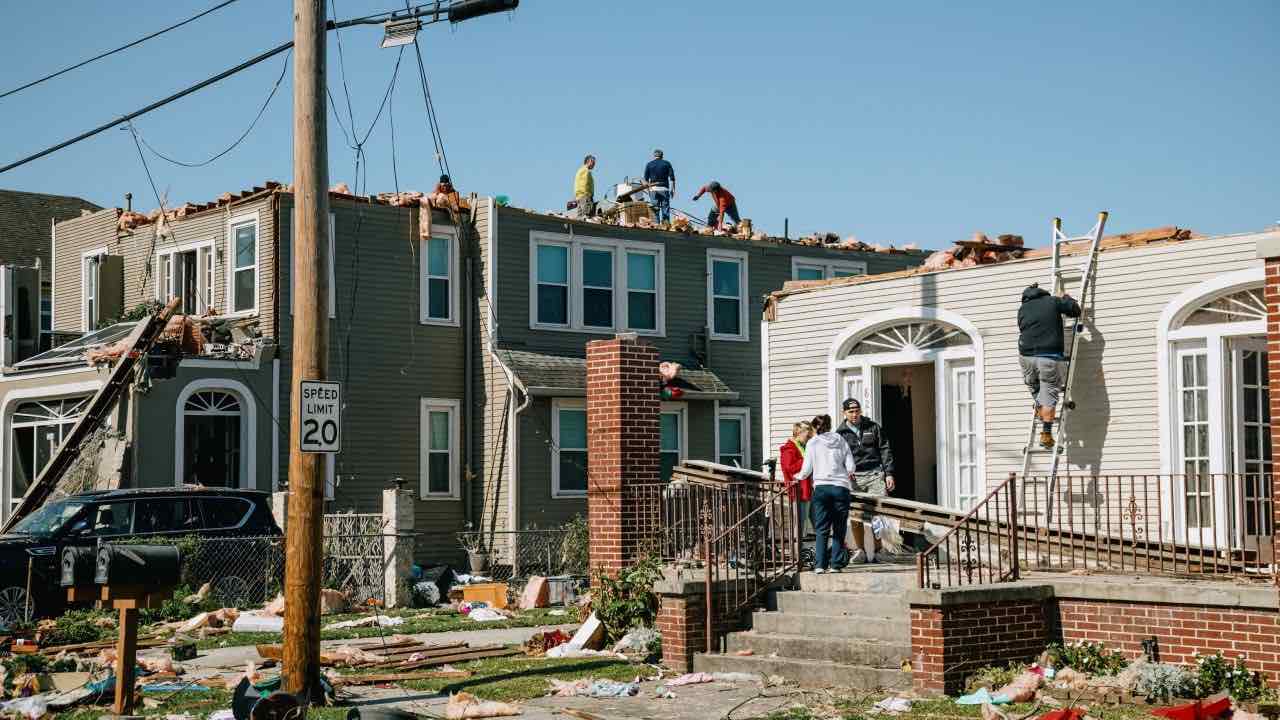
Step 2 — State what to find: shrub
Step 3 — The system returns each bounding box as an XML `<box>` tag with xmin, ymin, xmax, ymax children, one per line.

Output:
<box><xmin>1132</xmin><ymin>661</ymin><xmax>1194</xmax><ymax>703</ymax></box>
<box><xmin>1045</xmin><ymin>640</ymin><xmax>1129</xmax><ymax>676</ymax></box>
<box><xmin>1189</xmin><ymin>651</ymin><xmax>1267</xmax><ymax>701</ymax></box>
<box><xmin>591</xmin><ymin>555</ymin><xmax>663</xmax><ymax>643</ymax></box>
<box><xmin>561</xmin><ymin>515</ymin><xmax>589</xmax><ymax>576</ymax></box>
<box><xmin>40</xmin><ymin>609</ymin><xmax>111</xmax><ymax>647</ymax></box>
<box><xmin>964</xmin><ymin>663</ymin><xmax>1026</xmax><ymax>694</ymax></box>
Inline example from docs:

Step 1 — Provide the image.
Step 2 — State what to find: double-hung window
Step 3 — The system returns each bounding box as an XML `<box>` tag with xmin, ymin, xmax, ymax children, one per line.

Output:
<box><xmin>421</xmin><ymin>227</ymin><xmax>459</xmax><ymax>325</ymax></box>
<box><xmin>552</xmin><ymin>398</ymin><xmax>588</xmax><ymax>497</ymax></box>
<box><xmin>660</xmin><ymin>402</ymin><xmax>687</xmax><ymax>482</ymax></box>
<box><xmin>535</xmin><ymin>243</ymin><xmax>571</xmax><ymax>327</ymax></box>
<box><xmin>708</xmin><ymin>249</ymin><xmax>748</xmax><ymax>341</ymax></box>
<box><xmin>716</xmin><ymin>405</ymin><xmax>751</xmax><ymax>468</ymax></box>
<box><xmin>792</xmin><ymin>258</ymin><xmax>867</xmax><ymax>281</ymax></box>
<box><xmin>581</xmin><ymin>246</ymin><xmax>614</xmax><ymax>328</ymax></box>
<box><xmin>228</xmin><ymin>215</ymin><xmax>259</xmax><ymax>314</ymax></box>
<box><xmin>531</xmin><ymin>232</ymin><xmax>665</xmax><ymax>335</ymax></box>
<box><xmin>83</xmin><ymin>252</ymin><xmax>101</xmax><ymax>331</ymax></box>
<box><xmin>420</xmin><ymin>398</ymin><xmax>460</xmax><ymax>499</ymax></box>
<box><xmin>626</xmin><ymin>251</ymin><xmax>658</xmax><ymax>331</ymax></box>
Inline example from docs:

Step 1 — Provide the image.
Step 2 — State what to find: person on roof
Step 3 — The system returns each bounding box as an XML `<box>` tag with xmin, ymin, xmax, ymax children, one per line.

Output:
<box><xmin>644</xmin><ymin>149</ymin><xmax>676</xmax><ymax>224</ymax></box>
<box><xmin>692</xmin><ymin>181</ymin><xmax>739</xmax><ymax>229</ymax></box>
<box><xmin>573</xmin><ymin>155</ymin><xmax>596</xmax><ymax>218</ymax></box>
<box><xmin>431</xmin><ymin>174</ymin><xmax>462</xmax><ymax>211</ymax></box>
<box><xmin>1018</xmin><ymin>283</ymin><xmax>1082</xmax><ymax>449</ymax></box>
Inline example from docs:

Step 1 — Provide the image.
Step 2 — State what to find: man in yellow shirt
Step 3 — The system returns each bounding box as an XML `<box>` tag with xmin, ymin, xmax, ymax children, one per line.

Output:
<box><xmin>573</xmin><ymin>154</ymin><xmax>596</xmax><ymax>218</ymax></box>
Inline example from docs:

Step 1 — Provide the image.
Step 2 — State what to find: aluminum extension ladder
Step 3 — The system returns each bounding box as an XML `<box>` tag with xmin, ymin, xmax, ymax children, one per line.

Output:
<box><xmin>1020</xmin><ymin>212</ymin><xmax>1109</xmax><ymax>519</ymax></box>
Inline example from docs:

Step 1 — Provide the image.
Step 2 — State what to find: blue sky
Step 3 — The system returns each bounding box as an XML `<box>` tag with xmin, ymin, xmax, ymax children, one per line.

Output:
<box><xmin>1</xmin><ymin>1</ymin><xmax>1276</xmax><ymax>248</ymax></box>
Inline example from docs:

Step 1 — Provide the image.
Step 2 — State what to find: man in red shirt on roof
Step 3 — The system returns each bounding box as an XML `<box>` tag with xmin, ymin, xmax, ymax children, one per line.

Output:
<box><xmin>692</xmin><ymin>181</ymin><xmax>740</xmax><ymax>229</ymax></box>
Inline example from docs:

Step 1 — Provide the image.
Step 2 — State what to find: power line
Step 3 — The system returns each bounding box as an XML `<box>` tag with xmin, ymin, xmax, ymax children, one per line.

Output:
<box><xmin>134</xmin><ymin>49</ymin><xmax>292</xmax><ymax>168</ymax></box>
<box><xmin>0</xmin><ymin>0</ymin><xmax>242</xmax><ymax>100</ymax></box>
<box><xmin>0</xmin><ymin>1</ymin><xmax>492</xmax><ymax>176</ymax></box>
<box><xmin>410</xmin><ymin>38</ymin><xmax>450</xmax><ymax>178</ymax></box>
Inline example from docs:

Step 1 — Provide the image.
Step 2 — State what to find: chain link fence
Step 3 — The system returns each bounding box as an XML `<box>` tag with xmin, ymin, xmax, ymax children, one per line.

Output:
<box><xmin>456</xmin><ymin>529</ymin><xmax>588</xmax><ymax>582</ymax></box>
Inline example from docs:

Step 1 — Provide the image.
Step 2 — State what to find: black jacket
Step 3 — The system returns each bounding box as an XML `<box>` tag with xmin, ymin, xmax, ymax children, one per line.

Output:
<box><xmin>836</xmin><ymin>417</ymin><xmax>894</xmax><ymax>474</ymax></box>
<box><xmin>1017</xmin><ymin>286</ymin><xmax>1081</xmax><ymax>357</ymax></box>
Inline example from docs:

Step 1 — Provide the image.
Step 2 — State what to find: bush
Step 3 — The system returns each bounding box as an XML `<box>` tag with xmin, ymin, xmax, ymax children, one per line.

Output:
<box><xmin>1132</xmin><ymin>661</ymin><xmax>1194</xmax><ymax>703</ymax></box>
<box><xmin>140</xmin><ymin>584</ymin><xmax>219</xmax><ymax>624</ymax></box>
<box><xmin>964</xmin><ymin>663</ymin><xmax>1026</xmax><ymax>693</ymax></box>
<box><xmin>591</xmin><ymin>555</ymin><xmax>663</xmax><ymax>644</ymax></box>
<box><xmin>1189</xmin><ymin>651</ymin><xmax>1267</xmax><ymax>701</ymax></box>
<box><xmin>1045</xmin><ymin>640</ymin><xmax>1129</xmax><ymax>676</ymax></box>
<box><xmin>561</xmin><ymin>515</ymin><xmax>589</xmax><ymax>576</ymax></box>
<box><xmin>40</xmin><ymin>609</ymin><xmax>111</xmax><ymax>647</ymax></box>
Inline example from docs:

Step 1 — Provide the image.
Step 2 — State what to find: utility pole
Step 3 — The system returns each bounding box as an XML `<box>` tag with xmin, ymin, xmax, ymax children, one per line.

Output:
<box><xmin>283</xmin><ymin>0</ymin><xmax>330</xmax><ymax>698</ymax></box>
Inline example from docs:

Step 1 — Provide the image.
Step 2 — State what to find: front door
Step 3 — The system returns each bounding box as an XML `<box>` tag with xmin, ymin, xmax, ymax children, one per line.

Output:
<box><xmin>1230</xmin><ymin>338</ymin><xmax>1273</xmax><ymax>559</ymax></box>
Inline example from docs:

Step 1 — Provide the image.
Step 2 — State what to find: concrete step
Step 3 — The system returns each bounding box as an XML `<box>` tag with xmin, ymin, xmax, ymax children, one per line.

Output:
<box><xmin>724</xmin><ymin>631</ymin><xmax>911</xmax><ymax>667</ymax></box>
<box><xmin>796</xmin><ymin>568</ymin><xmax>917</xmax><ymax>594</ymax></box>
<box><xmin>751</xmin><ymin>611</ymin><xmax>910</xmax><ymax>642</ymax></box>
<box><xmin>693</xmin><ymin>652</ymin><xmax>910</xmax><ymax>690</ymax></box>
<box><xmin>773</xmin><ymin>590</ymin><xmax>907</xmax><ymax>618</ymax></box>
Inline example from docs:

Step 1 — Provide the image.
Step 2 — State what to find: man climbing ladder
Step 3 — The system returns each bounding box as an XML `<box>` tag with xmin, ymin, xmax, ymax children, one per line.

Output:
<box><xmin>1018</xmin><ymin>285</ymin><xmax>1081</xmax><ymax>448</ymax></box>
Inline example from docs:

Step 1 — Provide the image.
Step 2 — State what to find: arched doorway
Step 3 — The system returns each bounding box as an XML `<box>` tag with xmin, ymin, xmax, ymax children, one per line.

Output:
<box><xmin>174</xmin><ymin>380</ymin><xmax>257</xmax><ymax>488</ymax></box>
<box><xmin>828</xmin><ymin>308</ymin><xmax>984</xmax><ymax>509</ymax></box>
<box><xmin>1157</xmin><ymin>268</ymin><xmax>1270</xmax><ymax>553</ymax></box>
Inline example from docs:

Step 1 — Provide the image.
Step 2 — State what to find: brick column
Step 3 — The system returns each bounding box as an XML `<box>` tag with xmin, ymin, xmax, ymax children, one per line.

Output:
<box><xmin>586</xmin><ymin>333</ymin><xmax>660</xmax><ymax>576</ymax></box>
<box><xmin>1266</xmin><ymin>256</ymin><xmax>1280</xmax><ymax>575</ymax></box>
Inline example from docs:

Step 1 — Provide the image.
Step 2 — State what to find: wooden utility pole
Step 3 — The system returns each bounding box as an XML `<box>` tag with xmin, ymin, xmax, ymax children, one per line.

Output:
<box><xmin>283</xmin><ymin>0</ymin><xmax>330</xmax><ymax>697</ymax></box>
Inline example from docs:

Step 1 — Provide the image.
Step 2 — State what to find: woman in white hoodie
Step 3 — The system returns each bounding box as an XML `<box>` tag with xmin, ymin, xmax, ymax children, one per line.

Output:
<box><xmin>795</xmin><ymin>414</ymin><xmax>856</xmax><ymax>573</ymax></box>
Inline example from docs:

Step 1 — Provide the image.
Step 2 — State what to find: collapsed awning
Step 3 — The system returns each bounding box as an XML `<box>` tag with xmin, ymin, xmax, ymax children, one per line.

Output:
<box><xmin>495</xmin><ymin>348</ymin><xmax>738</xmax><ymax>400</ymax></box>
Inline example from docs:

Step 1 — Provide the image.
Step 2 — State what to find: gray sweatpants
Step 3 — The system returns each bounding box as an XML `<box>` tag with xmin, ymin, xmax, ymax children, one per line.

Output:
<box><xmin>1020</xmin><ymin>355</ymin><xmax>1064</xmax><ymax>409</ymax></box>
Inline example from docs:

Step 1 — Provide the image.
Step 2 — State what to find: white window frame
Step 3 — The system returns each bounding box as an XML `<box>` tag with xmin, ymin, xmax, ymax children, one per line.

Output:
<box><xmin>420</xmin><ymin>398</ymin><xmax>461</xmax><ymax>499</ymax></box>
<box><xmin>714</xmin><ymin>403</ymin><xmax>751</xmax><ymax>469</ymax></box>
<box><xmin>155</xmin><ymin>239</ymin><xmax>216</xmax><ymax>314</ymax></box>
<box><xmin>660</xmin><ymin>401</ymin><xmax>688</xmax><ymax>480</ymax></box>
<box><xmin>551</xmin><ymin>398</ymin><xmax>588</xmax><ymax>498</ymax></box>
<box><xmin>625</xmin><ymin>248</ymin><xmax>661</xmax><ymax>333</ymax></box>
<box><xmin>289</xmin><ymin>210</ymin><xmax>337</xmax><ymax>319</ymax></box>
<box><xmin>420</xmin><ymin>224</ymin><xmax>460</xmax><ymax>327</ymax></box>
<box><xmin>791</xmin><ymin>257</ymin><xmax>867</xmax><ymax>281</ymax></box>
<box><xmin>577</xmin><ymin>243</ymin><xmax>616</xmax><ymax>330</ymax></box>
<box><xmin>1</xmin><ymin>380</ymin><xmax>103</xmax><ymax>519</ymax></box>
<box><xmin>81</xmin><ymin>246</ymin><xmax>107</xmax><ymax>331</ymax></box>
<box><xmin>528</xmin><ymin>231</ymin><xmax>666</xmax><ymax>336</ymax></box>
<box><xmin>227</xmin><ymin>212</ymin><xmax>261</xmax><ymax>316</ymax></box>
<box><xmin>707</xmin><ymin>249</ymin><xmax>749</xmax><ymax>342</ymax></box>
<box><xmin>173</xmin><ymin>379</ymin><xmax>257</xmax><ymax>489</ymax></box>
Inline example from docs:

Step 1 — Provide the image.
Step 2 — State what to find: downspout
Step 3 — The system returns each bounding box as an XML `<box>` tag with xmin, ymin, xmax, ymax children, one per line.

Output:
<box><xmin>463</xmin><ymin>253</ymin><xmax>475</xmax><ymax>526</ymax></box>
<box><xmin>482</xmin><ymin>197</ymin><xmax>527</xmax><ymax>534</ymax></box>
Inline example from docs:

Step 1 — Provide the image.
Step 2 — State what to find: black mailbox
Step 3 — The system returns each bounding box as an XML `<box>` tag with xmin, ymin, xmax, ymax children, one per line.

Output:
<box><xmin>94</xmin><ymin>544</ymin><xmax>182</xmax><ymax>587</ymax></box>
<box><xmin>60</xmin><ymin>546</ymin><xmax>98</xmax><ymax>587</ymax></box>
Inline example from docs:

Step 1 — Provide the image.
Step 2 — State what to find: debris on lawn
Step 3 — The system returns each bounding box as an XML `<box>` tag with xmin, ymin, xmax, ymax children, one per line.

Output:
<box><xmin>256</xmin><ymin>638</ymin><xmax>519</xmax><ymax>669</ymax></box>
<box><xmin>548</xmin><ymin>678</ymin><xmax>639</xmax><ymax>698</ymax></box>
<box><xmin>520</xmin><ymin>576</ymin><xmax>549</xmax><ymax>609</ymax></box>
<box><xmin>468</xmin><ymin>607</ymin><xmax>506</xmax><ymax>622</ymax></box>
<box><xmin>230</xmin><ymin>613</ymin><xmax>284</xmax><ymax>634</ymax></box>
<box><xmin>522</xmin><ymin>629</ymin><xmax>570</xmax><ymax>657</ymax></box>
<box><xmin>445</xmin><ymin>690</ymin><xmax>521</xmax><ymax>719</ymax></box>
<box><xmin>869</xmin><ymin>696</ymin><xmax>912</xmax><ymax>715</ymax></box>
<box><xmin>323</xmin><ymin>614</ymin><xmax>406</xmax><ymax>631</ymax></box>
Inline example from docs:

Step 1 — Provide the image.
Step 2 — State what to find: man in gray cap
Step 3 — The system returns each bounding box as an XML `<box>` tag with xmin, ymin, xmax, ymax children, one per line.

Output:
<box><xmin>836</xmin><ymin>397</ymin><xmax>895</xmax><ymax>563</ymax></box>
<box><xmin>643</xmin><ymin>149</ymin><xmax>676</xmax><ymax>223</ymax></box>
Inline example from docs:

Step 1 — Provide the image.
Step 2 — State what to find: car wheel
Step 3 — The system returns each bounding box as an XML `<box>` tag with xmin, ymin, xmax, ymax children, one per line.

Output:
<box><xmin>0</xmin><ymin>586</ymin><xmax>30</xmax><ymax>628</ymax></box>
<box><xmin>214</xmin><ymin>576</ymin><xmax>251</xmax><ymax>608</ymax></box>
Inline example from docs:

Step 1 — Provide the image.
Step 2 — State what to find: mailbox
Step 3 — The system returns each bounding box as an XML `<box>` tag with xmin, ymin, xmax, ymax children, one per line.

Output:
<box><xmin>94</xmin><ymin>544</ymin><xmax>182</xmax><ymax>587</ymax></box>
<box><xmin>60</xmin><ymin>546</ymin><xmax>97</xmax><ymax>587</ymax></box>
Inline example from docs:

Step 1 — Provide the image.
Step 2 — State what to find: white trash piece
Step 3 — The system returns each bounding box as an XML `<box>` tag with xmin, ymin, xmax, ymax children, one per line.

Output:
<box><xmin>231</xmin><ymin>613</ymin><xmax>286</xmax><ymax>633</ymax></box>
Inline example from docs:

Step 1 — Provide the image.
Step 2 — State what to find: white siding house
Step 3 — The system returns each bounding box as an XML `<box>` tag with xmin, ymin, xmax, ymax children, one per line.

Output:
<box><xmin>763</xmin><ymin>228</ymin><xmax>1279</xmax><ymax>547</ymax></box>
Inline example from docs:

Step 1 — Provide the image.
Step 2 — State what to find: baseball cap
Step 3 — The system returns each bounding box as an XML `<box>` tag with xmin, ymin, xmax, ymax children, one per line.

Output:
<box><xmin>842</xmin><ymin>398</ymin><xmax>861</xmax><ymax>410</ymax></box>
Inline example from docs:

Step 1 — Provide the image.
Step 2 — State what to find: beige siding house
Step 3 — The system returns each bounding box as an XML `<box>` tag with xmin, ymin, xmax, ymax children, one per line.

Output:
<box><xmin>763</xmin><ymin>227</ymin><xmax>1279</xmax><ymax>533</ymax></box>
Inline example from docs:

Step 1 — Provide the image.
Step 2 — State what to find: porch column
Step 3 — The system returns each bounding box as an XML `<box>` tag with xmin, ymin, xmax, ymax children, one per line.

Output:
<box><xmin>586</xmin><ymin>333</ymin><xmax>660</xmax><ymax>576</ymax></box>
<box><xmin>1260</xmin><ymin>241</ymin><xmax>1280</xmax><ymax>581</ymax></box>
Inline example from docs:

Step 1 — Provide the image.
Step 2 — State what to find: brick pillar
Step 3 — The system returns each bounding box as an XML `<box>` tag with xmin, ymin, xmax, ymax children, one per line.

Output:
<box><xmin>1266</xmin><ymin>256</ymin><xmax>1280</xmax><ymax>574</ymax></box>
<box><xmin>586</xmin><ymin>333</ymin><xmax>660</xmax><ymax>576</ymax></box>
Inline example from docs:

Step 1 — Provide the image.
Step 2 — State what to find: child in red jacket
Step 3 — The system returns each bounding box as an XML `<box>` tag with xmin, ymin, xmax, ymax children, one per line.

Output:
<box><xmin>779</xmin><ymin>421</ymin><xmax>814</xmax><ymax>536</ymax></box>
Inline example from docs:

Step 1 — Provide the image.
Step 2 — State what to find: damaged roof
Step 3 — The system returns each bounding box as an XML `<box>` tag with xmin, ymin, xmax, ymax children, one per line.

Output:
<box><xmin>496</xmin><ymin>348</ymin><xmax>737</xmax><ymax>400</ymax></box>
<box><xmin>771</xmin><ymin>225</ymin><xmax>1200</xmax><ymax>300</ymax></box>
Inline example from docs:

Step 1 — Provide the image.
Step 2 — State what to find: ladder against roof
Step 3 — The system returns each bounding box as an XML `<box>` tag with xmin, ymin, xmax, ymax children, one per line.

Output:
<box><xmin>1020</xmin><ymin>212</ymin><xmax>1109</xmax><ymax>518</ymax></box>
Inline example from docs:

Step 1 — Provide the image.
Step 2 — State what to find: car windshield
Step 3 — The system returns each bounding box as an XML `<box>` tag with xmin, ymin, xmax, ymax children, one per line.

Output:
<box><xmin>9</xmin><ymin>500</ymin><xmax>87</xmax><ymax>537</ymax></box>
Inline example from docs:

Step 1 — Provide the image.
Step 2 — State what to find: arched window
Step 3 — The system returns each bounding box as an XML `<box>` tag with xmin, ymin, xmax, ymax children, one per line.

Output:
<box><xmin>1175</xmin><ymin>286</ymin><xmax>1266</xmax><ymax>328</ymax></box>
<box><xmin>180</xmin><ymin>388</ymin><xmax>247</xmax><ymax>488</ymax></box>
<box><xmin>846</xmin><ymin>321</ymin><xmax>973</xmax><ymax>355</ymax></box>
<box><xmin>10</xmin><ymin>396</ymin><xmax>90</xmax><ymax>512</ymax></box>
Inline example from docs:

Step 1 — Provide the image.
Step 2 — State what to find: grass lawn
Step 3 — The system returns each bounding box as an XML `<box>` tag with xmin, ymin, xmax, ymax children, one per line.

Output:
<box><xmin>749</xmin><ymin>695</ymin><xmax>1172</xmax><ymax>720</ymax></box>
<box><xmin>59</xmin><ymin>687</ymin><xmax>236</xmax><ymax>720</ymax></box>
<box><xmin>195</xmin><ymin>606</ymin><xmax>573</xmax><ymax>649</ymax></box>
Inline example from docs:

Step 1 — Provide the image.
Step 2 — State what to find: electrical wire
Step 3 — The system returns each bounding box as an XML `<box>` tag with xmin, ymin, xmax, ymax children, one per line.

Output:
<box><xmin>410</xmin><ymin>37</ymin><xmax>450</xmax><ymax>178</ymax></box>
<box><xmin>0</xmin><ymin>0</ymin><xmax>243</xmax><ymax>100</ymax></box>
<box><xmin>133</xmin><ymin>49</ymin><xmax>291</xmax><ymax>168</ymax></box>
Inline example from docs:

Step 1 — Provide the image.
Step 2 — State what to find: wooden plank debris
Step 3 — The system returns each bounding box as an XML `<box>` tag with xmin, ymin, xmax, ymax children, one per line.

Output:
<box><xmin>331</xmin><ymin>669</ymin><xmax>473</xmax><ymax>686</ymax></box>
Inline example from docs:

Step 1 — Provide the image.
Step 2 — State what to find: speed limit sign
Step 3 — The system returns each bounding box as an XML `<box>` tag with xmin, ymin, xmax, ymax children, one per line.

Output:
<box><xmin>299</xmin><ymin>380</ymin><xmax>342</xmax><ymax>453</ymax></box>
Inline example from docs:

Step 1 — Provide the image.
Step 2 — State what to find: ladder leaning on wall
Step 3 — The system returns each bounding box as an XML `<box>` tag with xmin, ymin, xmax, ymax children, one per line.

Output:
<box><xmin>1020</xmin><ymin>212</ymin><xmax>1109</xmax><ymax>520</ymax></box>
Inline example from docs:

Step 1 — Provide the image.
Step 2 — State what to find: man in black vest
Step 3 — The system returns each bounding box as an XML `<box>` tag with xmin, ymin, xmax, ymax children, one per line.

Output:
<box><xmin>836</xmin><ymin>398</ymin><xmax>895</xmax><ymax>563</ymax></box>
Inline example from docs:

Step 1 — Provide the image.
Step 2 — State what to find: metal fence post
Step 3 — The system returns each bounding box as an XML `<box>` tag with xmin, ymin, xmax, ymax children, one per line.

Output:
<box><xmin>704</xmin><ymin>533</ymin><xmax>714</xmax><ymax>654</ymax></box>
<box><xmin>1007</xmin><ymin>472</ymin><xmax>1020</xmax><ymax>581</ymax></box>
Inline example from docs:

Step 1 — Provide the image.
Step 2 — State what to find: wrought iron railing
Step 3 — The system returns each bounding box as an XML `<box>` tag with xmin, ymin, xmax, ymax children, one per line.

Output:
<box><xmin>918</xmin><ymin>472</ymin><xmax>1277</xmax><ymax>589</ymax></box>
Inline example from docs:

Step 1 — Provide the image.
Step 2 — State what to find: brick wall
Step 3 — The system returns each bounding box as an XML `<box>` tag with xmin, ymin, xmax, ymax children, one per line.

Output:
<box><xmin>1059</xmin><ymin>599</ymin><xmax>1280</xmax><ymax>682</ymax></box>
<box><xmin>1265</xmin><ymin>256</ymin><xmax>1280</xmax><ymax>558</ymax></box>
<box><xmin>911</xmin><ymin>598</ymin><xmax>1057</xmax><ymax>695</ymax></box>
<box><xmin>657</xmin><ymin>582</ymin><xmax>752</xmax><ymax>672</ymax></box>
<box><xmin>585</xmin><ymin>334</ymin><xmax>660</xmax><ymax>576</ymax></box>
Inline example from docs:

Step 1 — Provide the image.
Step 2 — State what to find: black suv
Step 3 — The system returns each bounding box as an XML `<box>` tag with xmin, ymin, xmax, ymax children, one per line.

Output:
<box><xmin>0</xmin><ymin>487</ymin><xmax>282</xmax><ymax>626</ymax></box>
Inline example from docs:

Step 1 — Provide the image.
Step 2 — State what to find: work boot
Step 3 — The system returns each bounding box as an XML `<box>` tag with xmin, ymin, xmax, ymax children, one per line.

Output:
<box><xmin>1039</xmin><ymin>430</ymin><xmax>1055</xmax><ymax>449</ymax></box>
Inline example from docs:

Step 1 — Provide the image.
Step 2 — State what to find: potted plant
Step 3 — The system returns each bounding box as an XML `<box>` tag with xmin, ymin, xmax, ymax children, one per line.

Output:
<box><xmin>457</xmin><ymin>526</ymin><xmax>490</xmax><ymax>575</ymax></box>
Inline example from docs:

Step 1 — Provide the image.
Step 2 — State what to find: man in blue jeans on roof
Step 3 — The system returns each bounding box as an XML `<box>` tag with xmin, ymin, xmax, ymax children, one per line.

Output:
<box><xmin>643</xmin><ymin>149</ymin><xmax>675</xmax><ymax>223</ymax></box>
